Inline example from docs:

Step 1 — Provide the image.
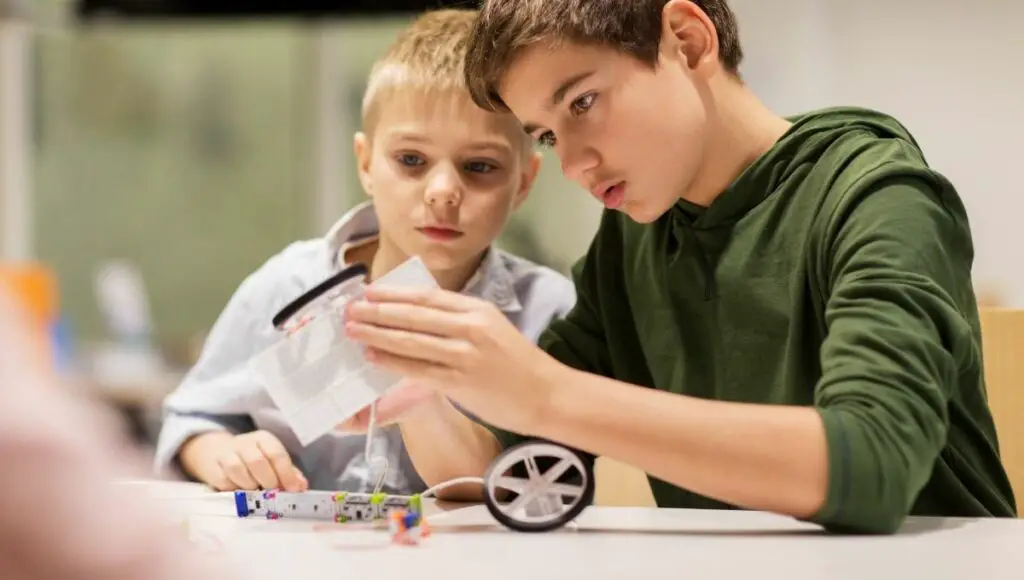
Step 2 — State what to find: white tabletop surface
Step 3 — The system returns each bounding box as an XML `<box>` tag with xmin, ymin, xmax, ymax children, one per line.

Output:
<box><xmin>126</xmin><ymin>480</ymin><xmax>1024</xmax><ymax>580</ymax></box>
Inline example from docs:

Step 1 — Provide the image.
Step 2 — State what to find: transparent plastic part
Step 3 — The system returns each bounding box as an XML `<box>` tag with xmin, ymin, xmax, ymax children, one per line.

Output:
<box><xmin>280</xmin><ymin>274</ymin><xmax>367</xmax><ymax>336</ymax></box>
<box><xmin>248</xmin><ymin>257</ymin><xmax>439</xmax><ymax>446</ymax></box>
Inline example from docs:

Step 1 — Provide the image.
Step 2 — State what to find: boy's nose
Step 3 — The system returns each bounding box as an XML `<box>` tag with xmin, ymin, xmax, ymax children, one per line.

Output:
<box><xmin>425</xmin><ymin>189</ymin><xmax>461</xmax><ymax>207</ymax></box>
<box><xmin>424</xmin><ymin>168</ymin><xmax>462</xmax><ymax>207</ymax></box>
<box><xmin>559</xmin><ymin>143</ymin><xmax>600</xmax><ymax>185</ymax></box>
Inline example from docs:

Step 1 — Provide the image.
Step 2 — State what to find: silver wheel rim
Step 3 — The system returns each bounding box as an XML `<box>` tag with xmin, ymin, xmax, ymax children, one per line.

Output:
<box><xmin>485</xmin><ymin>443</ymin><xmax>589</xmax><ymax>525</ymax></box>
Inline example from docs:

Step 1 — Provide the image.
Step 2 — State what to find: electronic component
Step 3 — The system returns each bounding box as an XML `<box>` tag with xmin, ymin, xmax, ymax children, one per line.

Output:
<box><xmin>230</xmin><ymin>440</ymin><xmax>595</xmax><ymax>533</ymax></box>
<box><xmin>388</xmin><ymin>508</ymin><xmax>431</xmax><ymax>545</ymax></box>
<box><xmin>234</xmin><ymin>489</ymin><xmax>423</xmax><ymax>523</ymax></box>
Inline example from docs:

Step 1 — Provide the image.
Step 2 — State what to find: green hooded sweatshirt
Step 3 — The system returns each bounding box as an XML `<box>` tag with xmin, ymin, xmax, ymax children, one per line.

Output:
<box><xmin>492</xmin><ymin>106</ymin><xmax>1017</xmax><ymax>534</ymax></box>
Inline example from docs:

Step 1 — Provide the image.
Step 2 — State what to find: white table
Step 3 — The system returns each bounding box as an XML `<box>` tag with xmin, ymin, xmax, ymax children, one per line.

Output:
<box><xmin>130</xmin><ymin>480</ymin><xmax>1024</xmax><ymax>580</ymax></box>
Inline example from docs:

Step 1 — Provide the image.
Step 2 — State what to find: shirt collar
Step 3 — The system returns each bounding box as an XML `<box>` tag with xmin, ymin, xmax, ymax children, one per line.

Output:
<box><xmin>324</xmin><ymin>200</ymin><xmax>522</xmax><ymax>313</ymax></box>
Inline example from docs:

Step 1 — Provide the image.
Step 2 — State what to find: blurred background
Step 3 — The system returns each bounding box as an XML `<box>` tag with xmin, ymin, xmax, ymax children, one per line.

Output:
<box><xmin>1</xmin><ymin>0</ymin><xmax>1021</xmax><ymax>450</ymax></box>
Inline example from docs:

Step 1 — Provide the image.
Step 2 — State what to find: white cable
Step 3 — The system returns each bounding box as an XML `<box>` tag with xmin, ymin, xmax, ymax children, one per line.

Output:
<box><xmin>362</xmin><ymin>398</ymin><xmax>484</xmax><ymax>499</ymax></box>
<box><xmin>363</xmin><ymin>400</ymin><xmax>390</xmax><ymax>494</ymax></box>
<box><xmin>364</xmin><ymin>400</ymin><xmax>376</xmax><ymax>463</ymax></box>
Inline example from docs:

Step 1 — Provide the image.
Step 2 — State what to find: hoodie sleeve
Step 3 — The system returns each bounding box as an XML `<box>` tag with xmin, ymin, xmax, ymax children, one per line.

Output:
<box><xmin>153</xmin><ymin>251</ymin><xmax>293</xmax><ymax>477</ymax></box>
<box><xmin>809</xmin><ymin>170</ymin><xmax>977</xmax><ymax>533</ymax></box>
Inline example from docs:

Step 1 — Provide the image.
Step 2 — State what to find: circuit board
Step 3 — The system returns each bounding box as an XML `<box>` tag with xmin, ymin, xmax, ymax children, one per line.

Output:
<box><xmin>234</xmin><ymin>489</ymin><xmax>422</xmax><ymax>523</ymax></box>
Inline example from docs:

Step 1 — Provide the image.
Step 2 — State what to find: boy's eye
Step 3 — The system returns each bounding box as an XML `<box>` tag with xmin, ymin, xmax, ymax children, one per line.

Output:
<box><xmin>464</xmin><ymin>160</ymin><xmax>497</xmax><ymax>174</ymax></box>
<box><xmin>397</xmin><ymin>154</ymin><xmax>425</xmax><ymax>166</ymax></box>
<box><xmin>536</xmin><ymin>131</ymin><xmax>556</xmax><ymax>148</ymax></box>
<box><xmin>570</xmin><ymin>92</ymin><xmax>596</xmax><ymax>116</ymax></box>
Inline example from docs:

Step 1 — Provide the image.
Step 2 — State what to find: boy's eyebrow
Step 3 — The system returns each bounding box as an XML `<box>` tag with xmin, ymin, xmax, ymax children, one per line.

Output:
<box><xmin>386</xmin><ymin>131</ymin><xmax>513</xmax><ymax>154</ymax></box>
<box><xmin>387</xmin><ymin>131</ymin><xmax>430</xmax><ymax>143</ymax></box>
<box><xmin>464</xmin><ymin>141</ymin><xmax>515</xmax><ymax>154</ymax></box>
<box><xmin>549</xmin><ymin>71</ymin><xmax>596</xmax><ymax>108</ymax></box>
<box><xmin>521</xmin><ymin>70</ymin><xmax>596</xmax><ymax>135</ymax></box>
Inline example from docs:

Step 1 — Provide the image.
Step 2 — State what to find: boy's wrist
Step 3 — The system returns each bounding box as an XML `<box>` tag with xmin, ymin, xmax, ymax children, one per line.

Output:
<box><xmin>526</xmin><ymin>359</ymin><xmax>578</xmax><ymax>437</ymax></box>
<box><xmin>396</xmin><ymin>390</ymin><xmax>463</xmax><ymax>432</ymax></box>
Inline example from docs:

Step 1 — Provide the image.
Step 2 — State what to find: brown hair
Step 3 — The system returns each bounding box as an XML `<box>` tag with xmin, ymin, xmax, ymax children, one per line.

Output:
<box><xmin>361</xmin><ymin>8</ymin><xmax>479</xmax><ymax>132</ymax></box>
<box><xmin>465</xmin><ymin>0</ymin><xmax>743</xmax><ymax>112</ymax></box>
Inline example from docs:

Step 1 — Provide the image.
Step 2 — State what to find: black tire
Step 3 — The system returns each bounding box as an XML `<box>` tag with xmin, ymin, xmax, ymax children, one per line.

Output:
<box><xmin>482</xmin><ymin>441</ymin><xmax>595</xmax><ymax>533</ymax></box>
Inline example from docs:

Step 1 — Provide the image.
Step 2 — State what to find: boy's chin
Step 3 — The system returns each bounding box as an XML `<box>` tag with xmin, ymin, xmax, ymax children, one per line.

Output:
<box><xmin>621</xmin><ymin>199</ymin><xmax>672</xmax><ymax>224</ymax></box>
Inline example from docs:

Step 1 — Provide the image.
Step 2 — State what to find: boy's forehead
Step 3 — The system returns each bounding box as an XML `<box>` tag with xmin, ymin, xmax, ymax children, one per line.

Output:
<box><xmin>500</xmin><ymin>42</ymin><xmax>611</xmax><ymax>107</ymax></box>
<box><xmin>373</xmin><ymin>88</ymin><xmax>527</xmax><ymax>149</ymax></box>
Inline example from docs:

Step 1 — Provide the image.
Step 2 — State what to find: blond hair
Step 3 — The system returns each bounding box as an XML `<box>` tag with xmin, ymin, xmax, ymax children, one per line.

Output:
<box><xmin>465</xmin><ymin>0</ymin><xmax>744</xmax><ymax>112</ymax></box>
<box><xmin>361</xmin><ymin>8</ymin><xmax>479</xmax><ymax>133</ymax></box>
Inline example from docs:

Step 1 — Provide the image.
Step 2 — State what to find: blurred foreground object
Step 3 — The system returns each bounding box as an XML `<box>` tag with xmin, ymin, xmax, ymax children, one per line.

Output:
<box><xmin>0</xmin><ymin>287</ymin><xmax>235</xmax><ymax>580</ymax></box>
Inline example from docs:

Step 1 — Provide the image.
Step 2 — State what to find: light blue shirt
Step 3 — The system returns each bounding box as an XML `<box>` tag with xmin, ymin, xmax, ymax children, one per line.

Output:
<box><xmin>154</xmin><ymin>201</ymin><xmax>576</xmax><ymax>494</ymax></box>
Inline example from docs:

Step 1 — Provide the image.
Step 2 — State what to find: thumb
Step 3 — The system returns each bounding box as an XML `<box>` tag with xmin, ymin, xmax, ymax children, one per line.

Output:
<box><xmin>335</xmin><ymin>407</ymin><xmax>371</xmax><ymax>434</ymax></box>
<box><xmin>335</xmin><ymin>381</ymin><xmax>440</xmax><ymax>433</ymax></box>
<box><xmin>294</xmin><ymin>469</ymin><xmax>309</xmax><ymax>491</ymax></box>
<box><xmin>374</xmin><ymin>380</ymin><xmax>439</xmax><ymax>417</ymax></box>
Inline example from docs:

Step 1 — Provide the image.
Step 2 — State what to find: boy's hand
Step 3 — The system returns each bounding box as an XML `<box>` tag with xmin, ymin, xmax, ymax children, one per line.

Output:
<box><xmin>179</xmin><ymin>430</ymin><xmax>308</xmax><ymax>492</ymax></box>
<box><xmin>334</xmin><ymin>379</ymin><xmax>441</xmax><ymax>433</ymax></box>
<box><xmin>343</xmin><ymin>286</ymin><xmax>568</xmax><ymax>436</ymax></box>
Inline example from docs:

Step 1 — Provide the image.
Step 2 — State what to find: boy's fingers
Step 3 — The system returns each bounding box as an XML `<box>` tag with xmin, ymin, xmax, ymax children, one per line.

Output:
<box><xmin>335</xmin><ymin>418</ymin><xmax>364</xmax><ymax>434</ymax></box>
<box><xmin>361</xmin><ymin>286</ymin><xmax>477</xmax><ymax>312</ymax></box>
<box><xmin>336</xmin><ymin>407</ymin><xmax>372</xmax><ymax>433</ymax></box>
<box><xmin>255</xmin><ymin>435</ymin><xmax>304</xmax><ymax>492</ymax></box>
<box><xmin>335</xmin><ymin>380</ymin><xmax>440</xmax><ymax>434</ymax></box>
<box><xmin>236</xmin><ymin>441</ymin><xmax>280</xmax><ymax>490</ymax></box>
<box><xmin>218</xmin><ymin>452</ymin><xmax>260</xmax><ymax>490</ymax></box>
<box><xmin>376</xmin><ymin>381</ymin><xmax>437</xmax><ymax>417</ymax></box>
<box><xmin>200</xmin><ymin>464</ymin><xmax>234</xmax><ymax>491</ymax></box>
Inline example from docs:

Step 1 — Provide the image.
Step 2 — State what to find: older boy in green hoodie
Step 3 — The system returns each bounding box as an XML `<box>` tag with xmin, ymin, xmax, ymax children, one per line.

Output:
<box><xmin>340</xmin><ymin>0</ymin><xmax>1018</xmax><ymax>533</ymax></box>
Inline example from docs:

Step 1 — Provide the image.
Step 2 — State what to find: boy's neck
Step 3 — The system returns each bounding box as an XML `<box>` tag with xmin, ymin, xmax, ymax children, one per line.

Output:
<box><xmin>345</xmin><ymin>236</ymin><xmax>483</xmax><ymax>293</ymax></box>
<box><xmin>682</xmin><ymin>77</ymin><xmax>793</xmax><ymax>207</ymax></box>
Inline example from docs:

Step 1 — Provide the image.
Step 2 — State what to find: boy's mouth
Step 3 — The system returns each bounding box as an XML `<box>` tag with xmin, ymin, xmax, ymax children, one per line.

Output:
<box><xmin>418</xmin><ymin>226</ymin><xmax>464</xmax><ymax>241</ymax></box>
<box><xmin>592</xmin><ymin>181</ymin><xmax>626</xmax><ymax>210</ymax></box>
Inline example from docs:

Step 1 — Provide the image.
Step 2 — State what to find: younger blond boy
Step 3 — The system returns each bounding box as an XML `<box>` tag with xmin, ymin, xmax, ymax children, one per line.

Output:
<box><xmin>154</xmin><ymin>9</ymin><xmax>574</xmax><ymax>495</ymax></box>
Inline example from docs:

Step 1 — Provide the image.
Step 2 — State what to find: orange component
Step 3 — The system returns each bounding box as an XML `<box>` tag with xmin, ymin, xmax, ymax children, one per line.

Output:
<box><xmin>0</xmin><ymin>262</ymin><xmax>57</xmax><ymax>325</ymax></box>
<box><xmin>0</xmin><ymin>261</ymin><xmax>58</xmax><ymax>366</ymax></box>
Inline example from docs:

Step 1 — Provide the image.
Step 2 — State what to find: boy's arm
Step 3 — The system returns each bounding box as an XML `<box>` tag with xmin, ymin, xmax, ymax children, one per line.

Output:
<box><xmin>492</xmin><ymin>258</ymin><xmax>615</xmax><ymax>451</ymax></box>
<box><xmin>531</xmin><ymin>176</ymin><xmax>970</xmax><ymax>533</ymax></box>
<box><xmin>399</xmin><ymin>271</ymin><xmax>605</xmax><ymax>500</ymax></box>
<box><xmin>154</xmin><ymin>259</ymin><xmax>283</xmax><ymax>478</ymax></box>
<box><xmin>396</xmin><ymin>394</ymin><xmax>503</xmax><ymax>499</ymax></box>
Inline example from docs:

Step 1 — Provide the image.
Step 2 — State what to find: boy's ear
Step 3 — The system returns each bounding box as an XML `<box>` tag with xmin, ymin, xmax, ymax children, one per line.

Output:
<box><xmin>661</xmin><ymin>0</ymin><xmax>717</xmax><ymax>74</ymax></box>
<box><xmin>513</xmin><ymin>151</ymin><xmax>543</xmax><ymax>210</ymax></box>
<box><xmin>353</xmin><ymin>132</ymin><xmax>374</xmax><ymax>196</ymax></box>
